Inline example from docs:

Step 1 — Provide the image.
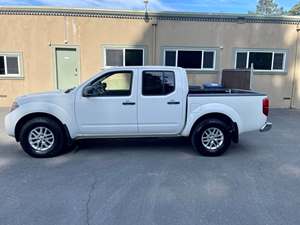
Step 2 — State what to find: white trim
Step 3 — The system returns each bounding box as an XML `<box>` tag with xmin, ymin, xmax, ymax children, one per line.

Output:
<box><xmin>103</xmin><ymin>47</ymin><xmax>107</xmax><ymax>68</ymax></box>
<box><xmin>271</xmin><ymin>52</ymin><xmax>274</xmax><ymax>70</ymax></box>
<box><xmin>175</xmin><ymin>50</ymin><xmax>178</xmax><ymax>67</ymax></box>
<box><xmin>122</xmin><ymin>48</ymin><xmax>126</xmax><ymax>66</ymax></box>
<box><xmin>163</xmin><ymin>48</ymin><xmax>216</xmax><ymax>71</ymax></box>
<box><xmin>234</xmin><ymin>49</ymin><xmax>287</xmax><ymax>72</ymax></box>
<box><xmin>0</xmin><ymin>53</ymin><xmax>22</xmax><ymax>77</ymax></box>
<box><xmin>247</xmin><ymin>52</ymin><xmax>250</xmax><ymax>69</ymax></box>
<box><xmin>282</xmin><ymin>53</ymin><xmax>287</xmax><ymax>71</ymax></box>
<box><xmin>3</xmin><ymin>55</ymin><xmax>7</xmax><ymax>75</ymax></box>
<box><xmin>104</xmin><ymin>47</ymin><xmax>145</xmax><ymax>68</ymax></box>
<box><xmin>201</xmin><ymin>51</ymin><xmax>204</xmax><ymax>69</ymax></box>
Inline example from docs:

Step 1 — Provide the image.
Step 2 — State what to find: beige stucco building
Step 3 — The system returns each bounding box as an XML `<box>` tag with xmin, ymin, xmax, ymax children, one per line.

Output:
<box><xmin>1</xmin><ymin>6</ymin><xmax>300</xmax><ymax>108</ymax></box>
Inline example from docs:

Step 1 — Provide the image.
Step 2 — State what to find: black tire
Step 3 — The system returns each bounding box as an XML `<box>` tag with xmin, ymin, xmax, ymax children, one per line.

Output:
<box><xmin>19</xmin><ymin>117</ymin><xmax>66</xmax><ymax>158</ymax></box>
<box><xmin>191</xmin><ymin>119</ymin><xmax>232</xmax><ymax>156</ymax></box>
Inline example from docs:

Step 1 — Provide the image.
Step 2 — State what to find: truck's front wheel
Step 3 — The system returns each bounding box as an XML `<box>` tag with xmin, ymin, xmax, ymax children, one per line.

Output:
<box><xmin>19</xmin><ymin>117</ymin><xmax>65</xmax><ymax>158</ymax></box>
<box><xmin>191</xmin><ymin>119</ymin><xmax>231</xmax><ymax>156</ymax></box>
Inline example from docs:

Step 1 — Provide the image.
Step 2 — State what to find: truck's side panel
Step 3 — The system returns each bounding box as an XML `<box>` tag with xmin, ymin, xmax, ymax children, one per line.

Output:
<box><xmin>182</xmin><ymin>95</ymin><xmax>267</xmax><ymax>136</ymax></box>
<box><xmin>5</xmin><ymin>95</ymin><xmax>77</xmax><ymax>138</ymax></box>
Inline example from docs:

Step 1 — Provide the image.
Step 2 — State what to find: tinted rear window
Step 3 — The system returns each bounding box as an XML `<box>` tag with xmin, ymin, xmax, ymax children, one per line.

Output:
<box><xmin>142</xmin><ymin>71</ymin><xmax>175</xmax><ymax>96</ymax></box>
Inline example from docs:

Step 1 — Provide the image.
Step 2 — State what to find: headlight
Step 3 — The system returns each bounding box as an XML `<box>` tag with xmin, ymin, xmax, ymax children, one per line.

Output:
<box><xmin>10</xmin><ymin>101</ymin><xmax>19</xmax><ymax>112</ymax></box>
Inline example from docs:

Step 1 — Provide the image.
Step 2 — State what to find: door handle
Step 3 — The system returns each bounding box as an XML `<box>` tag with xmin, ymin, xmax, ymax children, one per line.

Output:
<box><xmin>167</xmin><ymin>100</ymin><xmax>180</xmax><ymax>105</ymax></box>
<box><xmin>122</xmin><ymin>101</ymin><xmax>136</xmax><ymax>105</ymax></box>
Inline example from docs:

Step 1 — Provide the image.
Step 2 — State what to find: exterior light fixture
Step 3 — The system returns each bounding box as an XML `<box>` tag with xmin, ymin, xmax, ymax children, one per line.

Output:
<box><xmin>144</xmin><ymin>0</ymin><xmax>149</xmax><ymax>13</ymax></box>
<box><xmin>144</xmin><ymin>0</ymin><xmax>150</xmax><ymax>22</ymax></box>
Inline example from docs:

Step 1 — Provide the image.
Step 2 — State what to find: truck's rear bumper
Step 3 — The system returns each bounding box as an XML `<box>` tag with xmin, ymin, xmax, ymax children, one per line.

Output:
<box><xmin>260</xmin><ymin>122</ymin><xmax>272</xmax><ymax>132</ymax></box>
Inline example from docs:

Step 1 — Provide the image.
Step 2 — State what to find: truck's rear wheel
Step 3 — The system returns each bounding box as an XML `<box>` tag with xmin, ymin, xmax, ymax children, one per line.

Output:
<box><xmin>191</xmin><ymin>119</ymin><xmax>231</xmax><ymax>156</ymax></box>
<box><xmin>19</xmin><ymin>117</ymin><xmax>65</xmax><ymax>158</ymax></box>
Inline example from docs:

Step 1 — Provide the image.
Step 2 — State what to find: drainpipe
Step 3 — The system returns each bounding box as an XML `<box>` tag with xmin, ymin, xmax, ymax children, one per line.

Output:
<box><xmin>218</xmin><ymin>46</ymin><xmax>223</xmax><ymax>84</ymax></box>
<box><xmin>152</xmin><ymin>18</ymin><xmax>158</xmax><ymax>65</ymax></box>
<box><xmin>64</xmin><ymin>16</ymin><xmax>69</xmax><ymax>44</ymax></box>
<box><xmin>290</xmin><ymin>24</ymin><xmax>300</xmax><ymax>109</ymax></box>
<box><xmin>144</xmin><ymin>0</ymin><xmax>158</xmax><ymax>65</ymax></box>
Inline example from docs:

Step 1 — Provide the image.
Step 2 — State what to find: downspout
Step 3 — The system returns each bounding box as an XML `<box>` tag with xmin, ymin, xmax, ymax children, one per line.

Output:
<box><xmin>152</xmin><ymin>18</ymin><xmax>158</xmax><ymax>65</ymax></box>
<box><xmin>218</xmin><ymin>46</ymin><xmax>223</xmax><ymax>84</ymax></box>
<box><xmin>144</xmin><ymin>0</ymin><xmax>158</xmax><ymax>65</ymax></box>
<box><xmin>64</xmin><ymin>16</ymin><xmax>69</xmax><ymax>44</ymax></box>
<box><xmin>290</xmin><ymin>24</ymin><xmax>300</xmax><ymax>109</ymax></box>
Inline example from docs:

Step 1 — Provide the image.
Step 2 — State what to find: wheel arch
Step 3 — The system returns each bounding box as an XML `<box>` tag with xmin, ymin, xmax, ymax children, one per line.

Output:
<box><xmin>15</xmin><ymin>112</ymin><xmax>72</xmax><ymax>143</ymax></box>
<box><xmin>182</xmin><ymin>102</ymin><xmax>242</xmax><ymax>137</ymax></box>
<box><xmin>189</xmin><ymin>113</ymin><xmax>236</xmax><ymax>136</ymax></box>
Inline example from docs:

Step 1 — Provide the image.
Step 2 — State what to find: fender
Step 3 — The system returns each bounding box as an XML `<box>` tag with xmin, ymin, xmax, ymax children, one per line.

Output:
<box><xmin>7</xmin><ymin>102</ymin><xmax>78</xmax><ymax>138</ymax></box>
<box><xmin>181</xmin><ymin>103</ymin><xmax>243</xmax><ymax>136</ymax></box>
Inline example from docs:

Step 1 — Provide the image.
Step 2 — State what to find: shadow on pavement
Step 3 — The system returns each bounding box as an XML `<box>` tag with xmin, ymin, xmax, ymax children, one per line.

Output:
<box><xmin>74</xmin><ymin>137</ymin><xmax>198</xmax><ymax>156</ymax></box>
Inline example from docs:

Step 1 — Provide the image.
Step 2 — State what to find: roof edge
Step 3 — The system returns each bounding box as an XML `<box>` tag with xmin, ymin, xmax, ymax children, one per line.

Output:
<box><xmin>0</xmin><ymin>6</ymin><xmax>300</xmax><ymax>24</ymax></box>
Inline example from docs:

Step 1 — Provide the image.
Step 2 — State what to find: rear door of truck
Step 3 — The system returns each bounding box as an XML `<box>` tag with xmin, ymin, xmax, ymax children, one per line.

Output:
<box><xmin>137</xmin><ymin>68</ymin><xmax>187</xmax><ymax>134</ymax></box>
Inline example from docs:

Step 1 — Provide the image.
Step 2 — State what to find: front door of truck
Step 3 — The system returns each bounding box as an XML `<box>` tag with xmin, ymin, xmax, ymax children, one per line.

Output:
<box><xmin>75</xmin><ymin>69</ymin><xmax>138</xmax><ymax>135</ymax></box>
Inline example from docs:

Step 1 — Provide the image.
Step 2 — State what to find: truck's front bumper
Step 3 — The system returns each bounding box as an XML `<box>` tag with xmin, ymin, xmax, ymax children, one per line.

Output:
<box><xmin>260</xmin><ymin>122</ymin><xmax>272</xmax><ymax>132</ymax></box>
<box><xmin>4</xmin><ymin>112</ymin><xmax>16</xmax><ymax>137</ymax></box>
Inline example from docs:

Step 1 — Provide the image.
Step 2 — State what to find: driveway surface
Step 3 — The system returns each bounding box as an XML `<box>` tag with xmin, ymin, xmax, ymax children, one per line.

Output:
<box><xmin>0</xmin><ymin>108</ymin><xmax>300</xmax><ymax>225</ymax></box>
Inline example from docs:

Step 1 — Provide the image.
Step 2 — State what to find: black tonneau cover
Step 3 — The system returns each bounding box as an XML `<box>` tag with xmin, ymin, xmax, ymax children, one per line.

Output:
<box><xmin>188</xmin><ymin>85</ymin><xmax>265</xmax><ymax>96</ymax></box>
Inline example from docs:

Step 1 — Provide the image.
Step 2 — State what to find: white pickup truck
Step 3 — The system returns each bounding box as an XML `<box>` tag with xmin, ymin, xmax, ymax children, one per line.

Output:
<box><xmin>5</xmin><ymin>66</ymin><xmax>272</xmax><ymax>158</ymax></box>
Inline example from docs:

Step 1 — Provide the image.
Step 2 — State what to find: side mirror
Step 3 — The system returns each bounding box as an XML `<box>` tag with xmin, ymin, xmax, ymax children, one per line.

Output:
<box><xmin>82</xmin><ymin>85</ymin><xmax>96</xmax><ymax>97</ymax></box>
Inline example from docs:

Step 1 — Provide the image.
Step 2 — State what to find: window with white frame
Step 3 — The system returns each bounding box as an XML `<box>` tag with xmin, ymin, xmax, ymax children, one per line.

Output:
<box><xmin>235</xmin><ymin>50</ymin><xmax>286</xmax><ymax>72</ymax></box>
<box><xmin>105</xmin><ymin>48</ymin><xmax>144</xmax><ymax>67</ymax></box>
<box><xmin>164</xmin><ymin>49</ymin><xmax>216</xmax><ymax>70</ymax></box>
<box><xmin>0</xmin><ymin>54</ymin><xmax>21</xmax><ymax>77</ymax></box>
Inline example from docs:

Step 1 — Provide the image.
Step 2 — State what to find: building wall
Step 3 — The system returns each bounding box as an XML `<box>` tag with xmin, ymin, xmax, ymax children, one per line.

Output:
<box><xmin>0</xmin><ymin>10</ymin><xmax>299</xmax><ymax>108</ymax></box>
<box><xmin>0</xmin><ymin>15</ymin><xmax>65</xmax><ymax>106</ymax></box>
<box><xmin>156</xmin><ymin>20</ymin><xmax>298</xmax><ymax>108</ymax></box>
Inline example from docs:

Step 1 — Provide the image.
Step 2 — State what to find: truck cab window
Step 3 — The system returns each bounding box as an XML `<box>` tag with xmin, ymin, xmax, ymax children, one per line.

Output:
<box><xmin>91</xmin><ymin>71</ymin><xmax>132</xmax><ymax>96</ymax></box>
<box><xmin>142</xmin><ymin>71</ymin><xmax>175</xmax><ymax>96</ymax></box>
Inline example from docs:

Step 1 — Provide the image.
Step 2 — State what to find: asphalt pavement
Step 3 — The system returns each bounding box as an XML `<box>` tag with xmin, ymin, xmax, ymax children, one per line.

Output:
<box><xmin>0</xmin><ymin>108</ymin><xmax>300</xmax><ymax>225</ymax></box>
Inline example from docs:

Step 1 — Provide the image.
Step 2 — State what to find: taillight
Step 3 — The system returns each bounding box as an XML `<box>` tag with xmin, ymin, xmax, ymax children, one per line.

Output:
<box><xmin>263</xmin><ymin>98</ymin><xmax>269</xmax><ymax>116</ymax></box>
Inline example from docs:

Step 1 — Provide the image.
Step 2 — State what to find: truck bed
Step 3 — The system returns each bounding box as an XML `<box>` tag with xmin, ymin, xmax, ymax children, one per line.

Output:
<box><xmin>188</xmin><ymin>86</ymin><xmax>265</xmax><ymax>96</ymax></box>
<box><xmin>187</xmin><ymin>86</ymin><xmax>267</xmax><ymax>134</ymax></box>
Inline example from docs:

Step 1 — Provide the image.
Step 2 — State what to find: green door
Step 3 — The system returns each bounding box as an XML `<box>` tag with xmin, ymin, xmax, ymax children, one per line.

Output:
<box><xmin>55</xmin><ymin>48</ymin><xmax>79</xmax><ymax>90</ymax></box>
